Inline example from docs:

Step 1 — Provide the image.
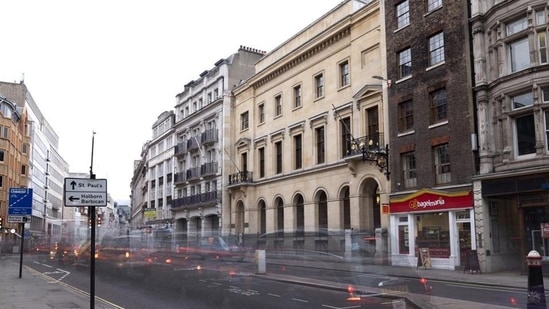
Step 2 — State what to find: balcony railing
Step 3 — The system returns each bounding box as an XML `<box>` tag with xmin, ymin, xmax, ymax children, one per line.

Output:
<box><xmin>174</xmin><ymin>142</ymin><xmax>187</xmax><ymax>156</ymax></box>
<box><xmin>187</xmin><ymin>137</ymin><xmax>200</xmax><ymax>151</ymax></box>
<box><xmin>174</xmin><ymin>172</ymin><xmax>186</xmax><ymax>184</ymax></box>
<box><xmin>201</xmin><ymin>129</ymin><xmax>218</xmax><ymax>145</ymax></box>
<box><xmin>344</xmin><ymin>132</ymin><xmax>385</xmax><ymax>158</ymax></box>
<box><xmin>172</xmin><ymin>190</ymin><xmax>221</xmax><ymax>209</ymax></box>
<box><xmin>228</xmin><ymin>171</ymin><xmax>253</xmax><ymax>185</ymax></box>
<box><xmin>186</xmin><ymin>167</ymin><xmax>201</xmax><ymax>181</ymax></box>
<box><xmin>201</xmin><ymin>161</ymin><xmax>218</xmax><ymax>177</ymax></box>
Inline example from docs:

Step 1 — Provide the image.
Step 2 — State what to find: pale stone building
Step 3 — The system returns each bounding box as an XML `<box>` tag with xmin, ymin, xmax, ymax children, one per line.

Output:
<box><xmin>227</xmin><ymin>0</ymin><xmax>388</xmax><ymax>258</ymax></box>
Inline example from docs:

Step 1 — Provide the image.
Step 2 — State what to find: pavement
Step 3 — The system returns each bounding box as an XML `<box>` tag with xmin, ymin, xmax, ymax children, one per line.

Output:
<box><xmin>0</xmin><ymin>252</ymin><xmax>544</xmax><ymax>309</ymax></box>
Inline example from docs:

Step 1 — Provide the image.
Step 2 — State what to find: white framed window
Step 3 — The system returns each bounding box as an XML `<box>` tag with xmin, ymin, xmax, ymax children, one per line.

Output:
<box><xmin>240</xmin><ymin>111</ymin><xmax>249</xmax><ymax>130</ymax></box>
<box><xmin>275</xmin><ymin>95</ymin><xmax>282</xmax><ymax>116</ymax></box>
<box><xmin>426</xmin><ymin>0</ymin><xmax>442</xmax><ymax>12</ymax></box>
<box><xmin>512</xmin><ymin>92</ymin><xmax>533</xmax><ymax>110</ymax></box>
<box><xmin>538</xmin><ymin>32</ymin><xmax>548</xmax><ymax>64</ymax></box>
<box><xmin>507</xmin><ymin>17</ymin><xmax>527</xmax><ymax>36</ymax></box>
<box><xmin>293</xmin><ymin>85</ymin><xmax>302</xmax><ymax>108</ymax></box>
<box><xmin>434</xmin><ymin>143</ymin><xmax>451</xmax><ymax>184</ymax></box>
<box><xmin>402</xmin><ymin>152</ymin><xmax>417</xmax><ymax>188</ymax></box>
<box><xmin>510</xmin><ymin>37</ymin><xmax>530</xmax><ymax>72</ymax></box>
<box><xmin>428</xmin><ymin>32</ymin><xmax>445</xmax><ymax>66</ymax></box>
<box><xmin>430</xmin><ymin>88</ymin><xmax>447</xmax><ymax>124</ymax></box>
<box><xmin>398</xmin><ymin>48</ymin><xmax>412</xmax><ymax>79</ymax></box>
<box><xmin>258</xmin><ymin>103</ymin><xmax>265</xmax><ymax>123</ymax></box>
<box><xmin>315</xmin><ymin>73</ymin><xmax>324</xmax><ymax>98</ymax></box>
<box><xmin>339</xmin><ymin>60</ymin><xmax>350</xmax><ymax>87</ymax></box>
<box><xmin>396</xmin><ymin>0</ymin><xmax>410</xmax><ymax>29</ymax></box>
<box><xmin>515</xmin><ymin>113</ymin><xmax>536</xmax><ymax>156</ymax></box>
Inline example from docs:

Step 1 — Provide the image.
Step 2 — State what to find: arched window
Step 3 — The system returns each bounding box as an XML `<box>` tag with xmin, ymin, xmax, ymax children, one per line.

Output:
<box><xmin>258</xmin><ymin>200</ymin><xmax>266</xmax><ymax>235</ymax></box>
<box><xmin>295</xmin><ymin>194</ymin><xmax>304</xmax><ymax>236</ymax></box>
<box><xmin>318</xmin><ymin>191</ymin><xmax>328</xmax><ymax>230</ymax></box>
<box><xmin>276</xmin><ymin>197</ymin><xmax>284</xmax><ymax>237</ymax></box>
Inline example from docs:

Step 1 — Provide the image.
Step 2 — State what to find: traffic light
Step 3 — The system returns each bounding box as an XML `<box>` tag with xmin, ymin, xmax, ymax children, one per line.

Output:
<box><xmin>0</xmin><ymin>216</ymin><xmax>3</xmax><ymax>229</ymax></box>
<box><xmin>97</xmin><ymin>214</ymin><xmax>102</xmax><ymax>227</ymax></box>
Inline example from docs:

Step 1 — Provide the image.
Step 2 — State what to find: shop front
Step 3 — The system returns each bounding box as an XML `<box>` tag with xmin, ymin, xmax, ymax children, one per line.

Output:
<box><xmin>389</xmin><ymin>189</ymin><xmax>474</xmax><ymax>270</ymax></box>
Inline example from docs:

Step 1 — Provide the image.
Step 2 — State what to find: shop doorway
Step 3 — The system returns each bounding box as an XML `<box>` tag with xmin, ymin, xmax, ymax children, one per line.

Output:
<box><xmin>457</xmin><ymin>211</ymin><xmax>471</xmax><ymax>266</ymax></box>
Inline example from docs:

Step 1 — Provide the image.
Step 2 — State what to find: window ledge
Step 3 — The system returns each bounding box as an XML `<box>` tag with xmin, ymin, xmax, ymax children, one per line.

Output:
<box><xmin>397</xmin><ymin>130</ymin><xmax>415</xmax><ymax>137</ymax></box>
<box><xmin>426</xmin><ymin>61</ymin><xmax>445</xmax><ymax>71</ymax></box>
<box><xmin>396</xmin><ymin>76</ymin><xmax>412</xmax><ymax>84</ymax></box>
<box><xmin>428</xmin><ymin>120</ymin><xmax>448</xmax><ymax>129</ymax></box>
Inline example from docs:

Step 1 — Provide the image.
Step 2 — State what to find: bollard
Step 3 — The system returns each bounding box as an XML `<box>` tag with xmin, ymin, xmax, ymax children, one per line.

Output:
<box><xmin>527</xmin><ymin>250</ymin><xmax>547</xmax><ymax>309</ymax></box>
<box><xmin>255</xmin><ymin>249</ymin><xmax>266</xmax><ymax>274</ymax></box>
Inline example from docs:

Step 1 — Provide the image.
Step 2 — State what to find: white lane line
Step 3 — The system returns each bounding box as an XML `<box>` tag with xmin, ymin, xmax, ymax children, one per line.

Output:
<box><xmin>267</xmin><ymin>293</ymin><xmax>281</xmax><ymax>297</ymax></box>
<box><xmin>321</xmin><ymin>304</ymin><xmax>360</xmax><ymax>309</ymax></box>
<box><xmin>292</xmin><ymin>298</ymin><xmax>309</xmax><ymax>303</ymax></box>
<box><xmin>447</xmin><ymin>283</ymin><xmax>527</xmax><ymax>294</ymax></box>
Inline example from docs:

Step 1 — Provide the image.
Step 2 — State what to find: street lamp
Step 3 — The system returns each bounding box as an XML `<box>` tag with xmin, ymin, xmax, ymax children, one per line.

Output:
<box><xmin>372</xmin><ymin>75</ymin><xmax>392</xmax><ymax>87</ymax></box>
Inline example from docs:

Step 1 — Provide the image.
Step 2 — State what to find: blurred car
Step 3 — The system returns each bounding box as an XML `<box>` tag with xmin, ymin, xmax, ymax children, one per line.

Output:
<box><xmin>180</xmin><ymin>235</ymin><xmax>246</xmax><ymax>261</ymax></box>
<box><xmin>49</xmin><ymin>241</ymin><xmax>76</xmax><ymax>266</ymax></box>
<box><xmin>95</xmin><ymin>235</ymin><xmax>153</xmax><ymax>277</ymax></box>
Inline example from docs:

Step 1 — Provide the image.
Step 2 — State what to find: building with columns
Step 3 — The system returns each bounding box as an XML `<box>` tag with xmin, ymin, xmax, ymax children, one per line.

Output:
<box><xmin>471</xmin><ymin>0</ymin><xmax>549</xmax><ymax>273</ymax></box>
<box><xmin>227</xmin><ymin>0</ymin><xmax>388</xmax><ymax>258</ymax></box>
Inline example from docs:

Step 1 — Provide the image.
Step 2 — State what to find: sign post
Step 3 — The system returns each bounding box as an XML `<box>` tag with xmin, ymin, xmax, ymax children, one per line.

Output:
<box><xmin>63</xmin><ymin>176</ymin><xmax>106</xmax><ymax>308</ymax></box>
<box><xmin>8</xmin><ymin>187</ymin><xmax>33</xmax><ymax>278</ymax></box>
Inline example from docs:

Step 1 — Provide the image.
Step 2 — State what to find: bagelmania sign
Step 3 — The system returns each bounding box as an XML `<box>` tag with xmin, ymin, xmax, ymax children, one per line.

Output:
<box><xmin>390</xmin><ymin>189</ymin><xmax>473</xmax><ymax>213</ymax></box>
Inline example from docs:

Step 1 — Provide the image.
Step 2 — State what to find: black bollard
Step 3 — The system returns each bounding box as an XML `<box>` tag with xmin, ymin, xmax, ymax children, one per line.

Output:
<box><xmin>527</xmin><ymin>250</ymin><xmax>547</xmax><ymax>309</ymax></box>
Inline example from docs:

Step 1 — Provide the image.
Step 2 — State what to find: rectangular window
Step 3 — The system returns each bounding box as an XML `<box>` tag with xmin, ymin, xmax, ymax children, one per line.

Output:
<box><xmin>2</xmin><ymin>127</ymin><xmax>8</xmax><ymax>139</ymax></box>
<box><xmin>430</xmin><ymin>88</ymin><xmax>447</xmax><ymax>124</ymax></box>
<box><xmin>339</xmin><ymin>61</ymin><xmax>350</xmax><ymax>87</ymax></box>
<box><xmin>510</xmin><ymin>37</ymin><xmax>530</xmax><ymax>72</ymax></box>
<box><xmin>275</xmin><ymin>95</ymin><xmax>282</xmax><ymax>116</ymax></box>
<box><xmin>294</xmin><ymin>134</ymin><xmax>302</xmax><ymax>170</ymax></box>
<box><xmin>402</xmin><ymin>152</ymin><xmax>417</xmax><ymax>188</ymax></box>
<box><xmin>367</xmin><ymin>107</ymin><xmax>379</xmax><ymax>145</ymax></box>
<box><xmin>315</xmin><ymin>74</ymin><xmax>324</xmax><ymax>98</ymax></box>
<box><xmin>258</xmin><ymin>147</ymin><xmax>265</xmax><ymax>178</ymax></box>
<box><xmin>316</xmin><ymin>126</ymin><xmax>325</xmax><ymax>164</ymax></box>
<box><xmin>0</xmin><ymin>150</ymin><xmax>4</xmax><ymax>162</ymax></box>
<box><xmin>240</xmin><ymin>111</ymin><xmax>249</xmax><ymax>130</ymax></box>
<box><xmin>293</xmin><ymin>85</ymin><xmax>302</xmax><ymax>108</ymax></box>
<box><xmin>21</xmin><ymin>165</ymin><xmax>26</xmax><ymax>175</ymax></box>
<box><xmin>507</xmin><ymin>17</ymin><xmax>527</xmax><ymax>36</ymax></box>
<box><xmin>396</xmin><ymin>0</ymin><xmax>410</xmax><ymax>29</ymax></box>
<box><xmin>213</xmin><ymin>89</ymin><xmax>219</xmax><ymax>99</ymax></box>
<box><xmin>207</xmin><ymin>92</ymin><xmax>212</xmax><ymax>103</ymax></box>
<box><xmin>275</xmin><ymin>141</ymin><xmax>283</xmax><ymax>174</ymax></box>
<box><xmin>398</xmin><ymin>48</ymin><xmax>412</xmax><ymax>79</ymax></box>
<box><xmin>545</xmin><ymin>111</ymin><xmax>549</xmax><ymax>152</ymax></box>
<box><xmin>537</xmin><ymin>11</ymin><xmax>546</xmax><ymax>25</ymax></box>
<box><xmin>429</xmin><ymin>32</ymin><xmax>445</xmax><ymax>66</ymax></box>
<box><xmin>538</xmin><ymin>32</ymin><xmax>548</xmax><ymax>64</ymax></box>
<box><xmin>258</xmin><ymin>103</ymin><xmax>265</xmax><ymax>123</ymax></box>
<box><xmin>340</xmin><ymin>118</ymin><xmax>352</xmax><ymax>158</ymax></box>
<box><xmin>434</xmin><ymin>143</ymin><xmax>451</xmax><ymax>184</ymax></box>
<box><xmin>398</xmin><ymin>100</ymin><xmax>414</xmax><ymax>132</ymax></box>
<box><xmin>516</xmin><ymin>113</ymin><xmax>536</xmax><ymax>156</ymax></box>
<box><xmin>512</xmin><ymin>92</ymin><xmax>533</xmax><ymax>110</ymax></box>
<box><xmin>0</xmin><ymin>175</ymin><xmax>3</xmax><ymax>188</ymax></box>
<box><xmin>426</xmin><ymin>0</ymin><xmax>442</xmax><ymax>12</ymax></box>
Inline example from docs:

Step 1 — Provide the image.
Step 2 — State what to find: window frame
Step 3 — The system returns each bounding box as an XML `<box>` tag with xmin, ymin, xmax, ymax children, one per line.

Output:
<box><xmin>240</xmin><ymin>111</ymin><xmax>249</xmax><ymax>131</ymax></box>
<box><xmin>396</xmin><ymin>0</ymin><xmax>410</xmax><ymax>29</ymax></box>
<box><xmin>275</xmin><ymin>94</ymin><xmax>283</xmax><ymax>117</ymax></box>
<box><xmin>314</xmin><ymin>73</ymin><xmax>324</xmax><ymax>99</ymax></box>
<box><xmin>434</xmin><ymin>143</ymin><xmax>451</xmax><ymax>184</ymax></box>
<box><xmin>429</xmin><ymin>88</ymin><xmax>447</xmax><ymax>124</ymax></box>
<box><xmin>402</xmin><ymin>152</ymin><xmax>417</xmax><ymax>188</ymax></box>
<box><xmin>398</xmin><ymin>100</ymin><xmax>414</xmax><ymax>133</ymax></box>
<box><xmin>339</xmin><ymin>60</ymin><xmax>350</xmax><ymax>88</ymax></box>
<box><xmin>428</xmin><ymin>32</ymin><xmax>445</xmax><ymax>67</ymax></box>
<box><xmin>293</xmin><ymin>134</ymin><xmax>303</xmax><ymax>170</ymax></box>
<box><xmin>293</xmin><ymin>85</ymin><xmax>302</xmax><ymax>108</ymax></box>
<box><xmin>398</xmin><ymin>48</ymin><xmax>412</xmax><ymax>79</ymax></box>
<box><xmin>315</xmin><ymin>126</ymin><xmax>325</xmax><ymax>164</ymax></box>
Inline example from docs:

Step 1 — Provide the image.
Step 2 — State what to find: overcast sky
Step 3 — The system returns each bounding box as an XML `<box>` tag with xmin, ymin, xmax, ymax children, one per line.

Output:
<box><xmin>0</xmin><ymin>0</ymin><xmax>343</xmax><ymax>203</ymax></box>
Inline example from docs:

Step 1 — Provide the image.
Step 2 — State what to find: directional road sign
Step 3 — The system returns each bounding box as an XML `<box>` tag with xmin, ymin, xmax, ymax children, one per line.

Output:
<box><xmin>8</xmin><ymin>188</ymin><xmax>33</xmax><ymax>223</ymax></box>
<box><xmin>64</xmin><ymin>178</ymin><xmax>107</xmax><ymax>207</ymax></box>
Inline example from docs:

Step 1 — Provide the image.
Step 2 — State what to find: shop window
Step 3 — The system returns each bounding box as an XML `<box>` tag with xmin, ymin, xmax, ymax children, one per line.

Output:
<box><xmin>415</xmin><ymin>212</ymin><xmax>450</xmax><ymax>258</ymax></box>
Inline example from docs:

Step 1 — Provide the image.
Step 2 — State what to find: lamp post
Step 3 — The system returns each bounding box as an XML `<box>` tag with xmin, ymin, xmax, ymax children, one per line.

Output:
<box><xmin>89</xmin><ymin>131</ymin><xmax>96</xmax><ymax>309</ymax></box>
<box><xmin>354</xmin><ymin>137</ymin><xmax>390</xmax><ymax>180</ymax></box>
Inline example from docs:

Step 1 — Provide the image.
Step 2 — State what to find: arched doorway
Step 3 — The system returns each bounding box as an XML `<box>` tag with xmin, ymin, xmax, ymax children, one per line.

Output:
<box><xmin>294</xmin><ymin>194</ymin><xmax>305</xmax><ymax>236</ymax></box>
<box><xmin>359</xmin><ymin>178</ymin><xmax>381</xmax><ymax>232</ymax></box>
<box><xmin>340</xmin><ymin>186</ymin><xmax>351</xmax><ymax>230</ymax></box>
<box><xmin>258</xmin><ymin>200</ymin><xmax>266</xmax><ymax>235</ymax></box>
<box><xmin>235</xmin><ymin>201</ymin><xmax>245</xmax><ymax>235</ymax></box>
<box><xmin>317</xmin><ymin>191</ymin><xmax>328</xmax><ymax>231</ymax></box>
<box><xmin>275</xmin><ymin>197</ymin><xmax>284</xmax><ymax>237</ymax></box>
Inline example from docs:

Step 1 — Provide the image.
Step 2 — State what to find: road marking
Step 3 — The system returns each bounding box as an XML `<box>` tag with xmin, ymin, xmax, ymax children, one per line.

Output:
<box><xmin>447</xmin><ymin>283</ymin><xmax>526</xmax><ymax>294</ymax></box>
<box><xmin>292</xmin><ymin>298</ymin><xmax>309</xmax><ymax>303</ymax></box>
<box><xmin>267</xmin><ymin>293</ymin><xmax>281</xmax><ymax>297</ymax></box>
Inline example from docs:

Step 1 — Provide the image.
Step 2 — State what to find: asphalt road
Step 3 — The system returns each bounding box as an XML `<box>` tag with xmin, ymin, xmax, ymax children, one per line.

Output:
<box><xmin>24</xmin><ymin>254</ymin><xmax>416</xmax><ymax>308</ymax></box>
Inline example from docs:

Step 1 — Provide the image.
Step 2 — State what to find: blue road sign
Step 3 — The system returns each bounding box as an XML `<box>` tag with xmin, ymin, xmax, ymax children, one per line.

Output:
<box><xmin>8</xmin><ymin>188</ymin><xmax>33</xmax><ymax>216</ymax></box>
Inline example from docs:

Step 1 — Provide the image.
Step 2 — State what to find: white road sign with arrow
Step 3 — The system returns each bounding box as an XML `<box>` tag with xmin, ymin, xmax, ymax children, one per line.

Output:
<box><xmin>63</xmin><ymin>178</ymin><xmax>107</xmax><ymax>207</ymax></box>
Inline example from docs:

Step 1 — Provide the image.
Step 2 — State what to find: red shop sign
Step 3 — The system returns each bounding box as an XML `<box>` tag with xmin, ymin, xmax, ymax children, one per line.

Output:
<box><xmin>390</xmin><ymin>189</ymin><xmax>473</xmax><ymax>213</ymax></box>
